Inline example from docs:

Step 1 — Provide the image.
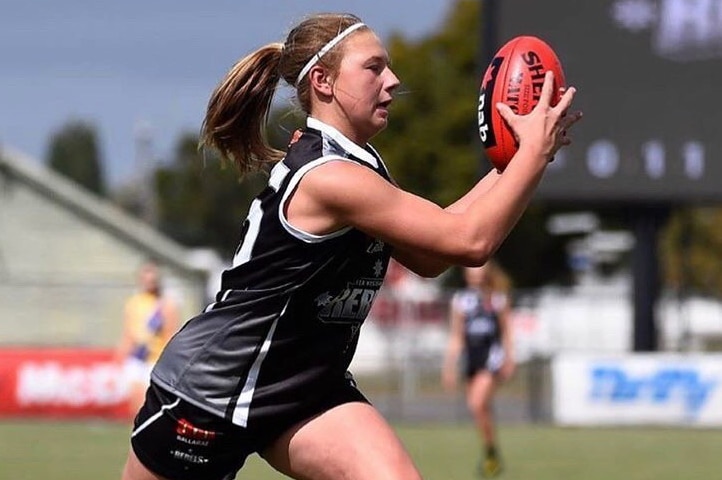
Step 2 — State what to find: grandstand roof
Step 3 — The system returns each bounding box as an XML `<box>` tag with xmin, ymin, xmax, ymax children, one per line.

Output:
<box><xmin>0</xmin><ymin>145</ymin><xmax>206</xmax><ymax>275</ymax></box>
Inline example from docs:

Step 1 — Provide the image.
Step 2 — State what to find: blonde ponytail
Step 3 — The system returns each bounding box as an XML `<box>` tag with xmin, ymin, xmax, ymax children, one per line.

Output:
<box><xmin>200</xmin><ymin>14</ymin><xmax>367</xmax><ymax>176</ymax></box>
<box><xmin>200</xmin><ymin>43</ymin><xmax>285</xmax><ymax>175</ymax></box>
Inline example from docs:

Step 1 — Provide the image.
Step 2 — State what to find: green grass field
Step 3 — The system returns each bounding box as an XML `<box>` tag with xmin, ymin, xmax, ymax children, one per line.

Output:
<box><xmin>2</xmin><ymin>420</ymin><xmax>720</xmax><ymax>479</ymax></box>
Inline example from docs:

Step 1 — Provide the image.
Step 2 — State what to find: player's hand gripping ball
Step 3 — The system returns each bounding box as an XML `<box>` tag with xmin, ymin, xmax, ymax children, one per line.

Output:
<box><xmin>478</xmin><ymin>35</ymin><xmax>566</xmax><ymax>172</ymax></box>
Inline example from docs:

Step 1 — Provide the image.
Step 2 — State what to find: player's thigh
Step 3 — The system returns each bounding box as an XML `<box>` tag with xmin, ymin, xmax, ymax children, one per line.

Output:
<box><xmin>262</xmin><ymin>402</ymin><xmax>422</xmax><ymax>480</ymax></box>
<box><xmin>122</xmin><ymin>448</ymin><xmax>168</xmax><ymax>480</ymax></box>
<box><xmin>467</xmin><ymin>370</ymin><xmax>495</xmax><ymax>411</ymax></box>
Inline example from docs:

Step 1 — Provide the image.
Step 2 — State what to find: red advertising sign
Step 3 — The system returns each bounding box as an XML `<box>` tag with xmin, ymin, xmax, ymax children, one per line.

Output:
<box><xmin>0</xmin><ymin>349</ymin><xmax>130</xmax><ymax>420</ymax></box>
<box><xmin>370</xmin><ymin>294</ymin><xmax>448</xmax><ymax>327</ymax></box>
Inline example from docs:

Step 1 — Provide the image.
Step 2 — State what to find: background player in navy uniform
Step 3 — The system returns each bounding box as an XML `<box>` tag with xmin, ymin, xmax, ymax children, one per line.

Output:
<box><xmin>442</xmin><ymin>261</ymin><xmax>515</xmax><ymax>478</ymax></box>
<box><xmin>121</xmin><ymin>12</ymin><xmax>581</xmax><ymax>480</ymax></box>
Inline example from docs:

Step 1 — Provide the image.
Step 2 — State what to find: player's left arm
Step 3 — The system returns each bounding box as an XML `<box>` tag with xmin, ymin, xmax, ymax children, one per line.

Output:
<box><xmin>392</xmin><ymin>168</ymin><xmax>503</xmax><ymax>277</ymax></box>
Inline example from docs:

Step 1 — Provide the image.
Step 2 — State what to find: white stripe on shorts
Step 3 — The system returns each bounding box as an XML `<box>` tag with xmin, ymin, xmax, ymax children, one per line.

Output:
<box><xmin>131</xmin><ymin>398</ymin><xmax>180</xmax><ymax>438</ymax></box>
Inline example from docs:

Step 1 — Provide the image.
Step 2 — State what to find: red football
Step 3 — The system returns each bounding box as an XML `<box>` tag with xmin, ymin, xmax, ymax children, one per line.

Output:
<box><xmin>478</xmin><ymin>35</ymin><xmax>566</xmax><ymax>171</ymax></box>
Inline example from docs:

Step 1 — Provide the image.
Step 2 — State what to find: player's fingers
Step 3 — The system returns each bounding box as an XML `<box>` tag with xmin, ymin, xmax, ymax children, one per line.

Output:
<box><xmin>496</xmin><ymin>102</ymin><xmax>522</xmax><ymax>142</ymax></box>
<box><xmin>495</xmin><ymin>102</ymin><xmax>516</xmax><ymax>124</ymax></box>
<box><xmin>554</xmin><ymin>85</ymin><xmax>577</xmax><ymax>115</ymax></box>
<box><xmin>560</xmin><ymin>110</ymin><xmax>583</xmax><ymax>131</ymax></box>
<box><xmin>536</xmin><ymin>70</ymin><xmax>555</xmax><ymax>109</ymax></box>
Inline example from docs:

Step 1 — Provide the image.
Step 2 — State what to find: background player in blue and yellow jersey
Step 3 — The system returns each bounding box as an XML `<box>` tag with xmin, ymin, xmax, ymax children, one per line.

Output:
<box><xmin>442</xmin><ymin>260</ymin><xmax>515</xmax><ymax>478</ymax></box>
<box><xmin>115</xmin><ymin>260</ymin><xmax>180</xmax><ymax>418</ymax></box>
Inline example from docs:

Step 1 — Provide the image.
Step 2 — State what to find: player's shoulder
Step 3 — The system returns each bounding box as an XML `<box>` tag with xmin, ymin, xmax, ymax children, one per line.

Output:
<box><xmin>125</xmin><ymin>292</ymin><xmax>143</xmax><ymax>307</ymax></box>
<box><xmin>299</xmin><ymin>158</ymin><xmax>388</xmax><ymax>204</ymax></box>
<box><xmin>451</xmin><ymin>289</ymin><xmax>479</xmax><ymax>310</ymax></box>
<box><xmin>283</xmin><ymin>131</ymin><xmax>367</xmax><ymax>179</ymax></box>
<box><xmin>159</xmin><ymin>295</ymin><xmax>178</xmax><ymax>310</ymax></box>
<box><xmin>490</xmin><ymin>291</ymin><xmax>509</xmax><ymax>311</ymax></box>
<box><xmin>456</xmin><ymin>288</ymin><xmax>479</xmax><ymax>300</ymax></box>
<box><xmin>284</xmin><ymin>128</ymin><xmax>323</xmax><ymax>165</ymax></box>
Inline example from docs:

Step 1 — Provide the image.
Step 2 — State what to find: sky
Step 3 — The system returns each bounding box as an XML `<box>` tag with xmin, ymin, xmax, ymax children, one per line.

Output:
<box><xmin>0</xmin><ymin>0</ymin><xmax>454</xmax><ymax>187</ymax></box>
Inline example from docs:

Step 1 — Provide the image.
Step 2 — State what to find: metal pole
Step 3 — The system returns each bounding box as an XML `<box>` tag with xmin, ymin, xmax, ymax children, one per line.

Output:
<box><xmin>631</xmin><ymin>204</ymin><xmax>670</xmax><ymax>351</ymax></box>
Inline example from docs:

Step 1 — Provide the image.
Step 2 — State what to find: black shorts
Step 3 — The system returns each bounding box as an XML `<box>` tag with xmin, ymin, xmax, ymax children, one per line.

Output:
<box><xmin>465</xmin><ymin>342</ymin><xmax>505</xmax><ymax>379</ymax></box>
<box><xmin>130</xmin><ymin>381</ymin><xmax>368</xmax><ymax>480</ymax></box>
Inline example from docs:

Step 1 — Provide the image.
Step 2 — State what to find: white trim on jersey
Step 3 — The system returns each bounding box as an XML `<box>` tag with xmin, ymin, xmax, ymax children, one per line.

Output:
<box><xmin>307</xmin><ymin>117</ymin><xmax>379</xmax><ymax>168</ymax></box>
<box><xmin>231</xmin><ymin>298</ymin><xmax>289</xmax><ymax>427</ymax></box>
<box><xmin>366</xmin><ymin>143</ymin><xmax>394</xmax><ymax>181</ymax></box>
<box><xmin>233</xmin><ymin>198</ymin><xmax>264</xmax><ymax>266</ymax></box>
<box><xmin>278</xmin><ymin>156</ymin><xmax>354</xmax><ymax>243</ymax></box>
<box><xmin>274</xmin><ymin>117</ymin><xmax>391</xmax><ymax>244</ymax></box>
<box><xmin>130</xmin><ymin>398</ymin><xmax>180</xmax><ymax>438</ymax></box>
<box><xmin>203</xmin><ymin>289</ymin><xmax>232</xmax><ymax>313</ymax></box>
<box><xmin>232</xmin><ymin>161</ymin><xmax>291</xmax><ymax>267</ymax></box>
<box><xmin>269</xmin><ymin>161</ymin><xmax>290</xmax><ymax>191</ymax></box>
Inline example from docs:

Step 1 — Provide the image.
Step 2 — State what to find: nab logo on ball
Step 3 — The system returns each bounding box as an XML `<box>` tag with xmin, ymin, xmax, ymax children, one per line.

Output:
<box><xmin>478</xmin><ymin>57</ymin><xmax>503</xmax><ymax>147</ymax></box>
<box><xmin>478</xmin><ymin>36</ymin><xmax>565</xmax><ymax>172</ymax></box>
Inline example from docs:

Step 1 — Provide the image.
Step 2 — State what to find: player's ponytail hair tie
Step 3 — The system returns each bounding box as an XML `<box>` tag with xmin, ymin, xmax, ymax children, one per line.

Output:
<box><xmin>295</xmin><ymin>22</ymin><xmax>366</xmax><ymax>86</ymax></box>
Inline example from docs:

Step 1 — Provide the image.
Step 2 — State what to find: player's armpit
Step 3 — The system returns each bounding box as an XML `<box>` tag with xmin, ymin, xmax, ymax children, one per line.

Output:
<box><xmin>391</xmin><ymin>247</ymin><xmax>450</xmax><ymax>279</ymax></box>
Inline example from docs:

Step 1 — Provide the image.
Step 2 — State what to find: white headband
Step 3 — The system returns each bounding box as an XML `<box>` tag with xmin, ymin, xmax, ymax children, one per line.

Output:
<box><xmin>295</xmin><ymin>22</ymin><xmax>366</xmax><ymax>86</ymax></box>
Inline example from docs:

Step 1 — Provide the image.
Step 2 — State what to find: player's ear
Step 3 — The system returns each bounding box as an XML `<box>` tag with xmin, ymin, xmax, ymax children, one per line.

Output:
<box><xmin>309</xmin><ymin>66</ymin><xmax>333</xmax><ymax>95</ymax></box>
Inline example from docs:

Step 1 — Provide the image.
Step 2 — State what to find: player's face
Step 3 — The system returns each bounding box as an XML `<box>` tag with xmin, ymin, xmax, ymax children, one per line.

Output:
<box><xmin>332</xmin><ymin>30</ymin><xmax>400</xmax><ymax>143</ymax></box>
<box><xmin>139</xmin><ymin>264</ymin><xmax>160</xmax><ymax>293</ymax></box>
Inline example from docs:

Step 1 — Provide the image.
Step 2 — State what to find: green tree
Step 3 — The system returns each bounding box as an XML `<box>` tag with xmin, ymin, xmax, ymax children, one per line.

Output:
<box><xmin>661</xmin><ymin>207</ymin><xmax>722</xmax><ymax>297</ymax></box>
<box><xmin>153</xmin><ymin>134</ymin><xmax>267</xmax><ymax>258</ymax></box>
<box><xmin>374</xmin><ymin>0</ymin><xmax>480</xmax><ymax>207</ymax></box>
<box><xmin>372</xmin><ymin>0</ymin><xmax>569</xmax><ymax>287</ymax></box>
<box><xmin>46</xmin><ymin>120</ymin><xmax>106</xmax><ymax>196</ymax></box>
<box><xmin>149</xmin><ymin>105</ymin><xmax>305</xmax><ymax>258</ymax></box>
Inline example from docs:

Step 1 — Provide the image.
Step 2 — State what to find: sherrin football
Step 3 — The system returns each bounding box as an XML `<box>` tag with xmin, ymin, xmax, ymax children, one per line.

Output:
<box><xmin>478</xmin><ymin>35</ymin><xmax>566</xmax><ymax>171</ymax></box>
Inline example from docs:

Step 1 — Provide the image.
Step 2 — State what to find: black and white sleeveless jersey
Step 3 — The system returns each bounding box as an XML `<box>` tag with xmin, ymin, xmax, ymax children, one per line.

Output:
<box><xmin>152</xmin><ymin>117</ymin><xmax>394</xmax><ymax>427</ymax></box>
<box><xmin>452</xmin><ymin>289</ymin><xmax>507</xmax><ymax>372</ymax></box>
